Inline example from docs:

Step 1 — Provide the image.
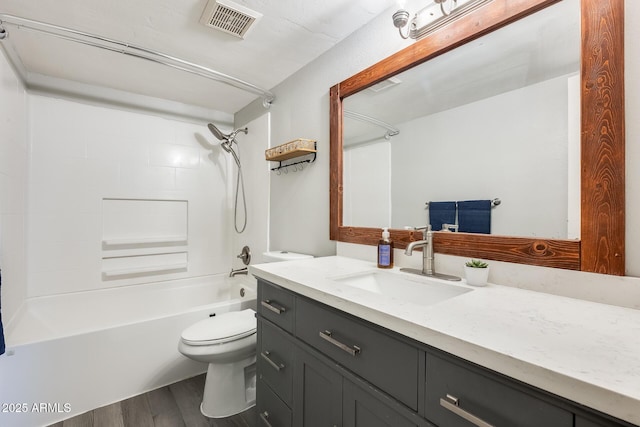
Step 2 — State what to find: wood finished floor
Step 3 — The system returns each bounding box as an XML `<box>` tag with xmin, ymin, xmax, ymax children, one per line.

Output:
<box><xmin>48</xmin><ymin>374</ymin><xmax>255</xmax><ymax>427</ymax></box>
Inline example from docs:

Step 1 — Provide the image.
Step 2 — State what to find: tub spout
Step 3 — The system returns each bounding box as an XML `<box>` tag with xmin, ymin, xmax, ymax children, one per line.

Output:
<box><xmin>229</xmin><ymin>267</ymin><xmax>248</xmax><ymax>277</ymax></box>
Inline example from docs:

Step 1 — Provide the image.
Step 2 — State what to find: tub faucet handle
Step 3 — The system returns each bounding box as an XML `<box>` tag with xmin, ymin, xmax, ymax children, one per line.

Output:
<box><xmin>237</xmin><ymin>246</ymin><xmax>251</xmax><ymax>266</ymax></box>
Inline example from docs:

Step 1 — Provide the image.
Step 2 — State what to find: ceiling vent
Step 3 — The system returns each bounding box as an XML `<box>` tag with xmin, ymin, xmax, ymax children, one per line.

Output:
<box><xmin>200</xmin><ymin>0</ymin><xmax>262</xmax><ymax>39</ymax></box>
<box><xmin>368</xmin><ymin>77</ymin><xmax>402</xmax><ymax>93</ymax></box>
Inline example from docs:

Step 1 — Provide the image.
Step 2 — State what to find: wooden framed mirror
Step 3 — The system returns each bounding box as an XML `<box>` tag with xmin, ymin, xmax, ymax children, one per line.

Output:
<box><xmin>330</xmin><ymin>0</ymin><xmax>624</xmax><ymax>275</ymax></box>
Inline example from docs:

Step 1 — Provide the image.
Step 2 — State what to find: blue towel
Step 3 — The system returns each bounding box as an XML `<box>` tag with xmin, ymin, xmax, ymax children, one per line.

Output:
<box><xmin>428</xmin><ymin>201</ymin><xmax>456</xmax><ymax>232</ymax></box>
<box><xmin>458</xmin><ymin>200</ymin><xmax>492</xmax><ymax>234</ymax></box>
<box><xmin>1</xmin><ymin>269</ymin><xmax>5</xmax><ymax>355</ymax></box>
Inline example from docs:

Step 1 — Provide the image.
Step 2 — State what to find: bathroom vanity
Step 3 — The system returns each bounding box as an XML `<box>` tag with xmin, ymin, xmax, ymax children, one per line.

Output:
<box><xmin>250</xmin><ymin>256</ymin><xmax>640</xmax><ymax>427</ymax></box>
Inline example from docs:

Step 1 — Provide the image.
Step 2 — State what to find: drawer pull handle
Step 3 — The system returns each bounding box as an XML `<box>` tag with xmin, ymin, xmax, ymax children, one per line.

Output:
<box><xmin>261</xmin><ymin>299</ymin><xmax>286</xmax><ymax>314</ymax></box>
<box><xmin>440</xmin><ymin>394</ymin><xmax>495</xmax><ymax>427</ymax></box>
<box><xmin>319</xmin><ymin>330</ymin><xmax>361</xmax><ymax>356</ymax></box>
<box><xmin>259</xmin><ymin>411</ymin><xmax>274</xmax><ymax>427</ymax></box>
<box><xmin>261</xmin><ymin>351</ymin><xmax>285</xmax><ymax>372</ymax></box>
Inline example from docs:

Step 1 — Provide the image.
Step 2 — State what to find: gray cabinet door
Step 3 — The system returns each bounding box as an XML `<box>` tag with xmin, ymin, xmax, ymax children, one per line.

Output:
<box><xmin>343</xmin><ymin>380</ymin><xmax>422</xmax><ymax>427</ymax></box>
<box><xmin>293</xmin><ymin>347</ymin><xmax>343</xmax><ymax>427</ymax></box>
<box><xmin>256</xmin><ymin>378</ymin><xmax>292</xmax><ymax>427</ymax></box>
<box><xmin>258</xmin><ymin>318</ymin><xmax>295</xmax><ymax>406</ymax></box>
<box><xmin>425</xmin><ymin>353</ymin><xmax>572</xmax><ymax>427</ymax></box>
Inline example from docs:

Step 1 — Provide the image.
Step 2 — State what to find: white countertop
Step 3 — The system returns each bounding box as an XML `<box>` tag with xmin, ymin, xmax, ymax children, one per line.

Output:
<box><xmin>249</xmin><ymin>256</ymin><xmax>640</xmax><ymax>426</ymax></box>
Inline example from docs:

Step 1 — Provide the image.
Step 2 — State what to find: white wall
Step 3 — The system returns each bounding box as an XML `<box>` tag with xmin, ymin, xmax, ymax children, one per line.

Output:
<box><xmin>0</xmin><ymin>48</ymin><xmax>28</xmax><ymax>324</ymax></box>
<box><xmin>238</xmin><ymin>0</ymin><xmax>640</xmax><ymax>278</ymax></box>
<box><xmin>236</xmin><ymin>2</ymin><xmax>412</xmax><ymax>257</ymax></box>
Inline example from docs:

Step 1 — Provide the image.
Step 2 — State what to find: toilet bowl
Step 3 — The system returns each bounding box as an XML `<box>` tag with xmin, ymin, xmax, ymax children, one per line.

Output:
<box><xmin>178</xmin><ymin>308</ymin><xmax>257</xmax><ymax>418</ymax></box>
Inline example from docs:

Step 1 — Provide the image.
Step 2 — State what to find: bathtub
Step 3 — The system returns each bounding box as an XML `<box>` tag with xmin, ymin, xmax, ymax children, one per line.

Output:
<box><xmin>0</xmin><ymin>274</ymin><xmax>256</xmax><ymax>427</ymax></box>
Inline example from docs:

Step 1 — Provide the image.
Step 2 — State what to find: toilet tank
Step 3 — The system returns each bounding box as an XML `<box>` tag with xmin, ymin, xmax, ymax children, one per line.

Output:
<box><xmin>262</xmin><ymin>251</ymin><xmax>313</xmax><ymax>263</ymax></box>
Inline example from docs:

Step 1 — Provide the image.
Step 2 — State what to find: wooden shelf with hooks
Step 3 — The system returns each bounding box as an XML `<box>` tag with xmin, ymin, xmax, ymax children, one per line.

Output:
<box><xmin>265</xmin><ymin>138</ymin><xmax>316</xmax><ymax>161</ymax></box>
<box><xmin>266</xmin><ymin>148</ymin><xmax>317</xmax><ymax>162</ymax></box>
<box><xmin>266</xmin><ymin>139</ymin><xmax>317</xmax><ymax>172</ymax></box>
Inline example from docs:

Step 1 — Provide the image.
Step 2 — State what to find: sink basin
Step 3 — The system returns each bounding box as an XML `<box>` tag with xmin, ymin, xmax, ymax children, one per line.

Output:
<box><xmin>331</xmin><ymin>270</ymin><xmax>471</xmax><ymax>306</ymax></box>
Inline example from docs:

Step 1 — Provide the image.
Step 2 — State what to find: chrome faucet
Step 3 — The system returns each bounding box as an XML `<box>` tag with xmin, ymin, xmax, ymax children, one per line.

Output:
<box><xmin>401</xmin><ymin>225</ymin><xmax>461</xmax><ymax>281</ymax></box>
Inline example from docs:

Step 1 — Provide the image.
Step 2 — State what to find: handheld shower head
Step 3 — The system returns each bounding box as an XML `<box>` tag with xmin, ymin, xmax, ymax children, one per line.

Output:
<box><xmin>207</xmin><ymin>122</ymin><xmax>245</xmax><ymax>167</ymax></box>
<box><xmin>206</xmin><ymin>123</ymin><xmax>249</xmax><ymax>234</ymax></box>
<box><xmin>220</xmin><ymin>141</ymin><xmax>241</xmax><ymax>168</ymax></box>
<box><xmin>220</xmin><ymin>141</ymin><xmax>232</xmax><ymax>153</ymax></box>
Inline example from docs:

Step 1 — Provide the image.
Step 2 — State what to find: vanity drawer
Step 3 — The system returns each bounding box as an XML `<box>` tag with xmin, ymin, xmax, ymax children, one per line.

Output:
<box><xmin>258</xmin><ymin>318</ymin><xmax>295</xmax><ymax>406</ymax></box>
<box><xmin>425</xmin><ymin>353</ymin><xmax>572</xmax><ymax>427</ymax></box>
<box><xmin>295</xmin><ymin>297</ymin><xmax>419</xmax><ymax>411</ymax></box>
<box><xmin>258</xmin><ymin>279</ymin><xmax>295</xmax><ymax>333</ymax></box>
<box><xmin>256</xmin><ymin>378</ymin><xmax>292</xmax><ymax>427</ymax></box>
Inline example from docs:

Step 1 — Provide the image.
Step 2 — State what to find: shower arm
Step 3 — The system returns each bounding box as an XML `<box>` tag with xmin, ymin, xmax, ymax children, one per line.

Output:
<box><xmin>0</xmin><ymin>14</ymin><xmax>275</xmax><ymax>108</ymax></box>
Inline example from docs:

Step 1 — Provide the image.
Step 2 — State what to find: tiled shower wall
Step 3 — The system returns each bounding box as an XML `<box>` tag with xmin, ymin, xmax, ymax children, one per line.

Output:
<box><xmin>27</xmin><ymin>95</ymin><xmax>235</xmax><ymax>297</ymax></box>
<box><xmin>0</xmin><ymin>50</ymin><xmax>28</xmax><ymax>323</ymax></box>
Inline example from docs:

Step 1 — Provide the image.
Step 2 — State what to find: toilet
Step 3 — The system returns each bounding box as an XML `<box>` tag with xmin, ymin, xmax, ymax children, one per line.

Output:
<box><xmin>178</xmin><ymin>309</ymin><xmax>258</xmax><ymax>418</ymax></box>
<box><xmin>178</xmin><ymin>251</ymin><xmax>312</xmax><ymax>418</ymax></box>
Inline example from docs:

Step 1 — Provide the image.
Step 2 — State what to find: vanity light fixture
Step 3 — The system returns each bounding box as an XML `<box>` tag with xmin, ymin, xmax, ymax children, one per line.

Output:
<box><xmin>393</xmin><ymin>0</ymin><xmax>493</xmax><ymax>40</ymax></box>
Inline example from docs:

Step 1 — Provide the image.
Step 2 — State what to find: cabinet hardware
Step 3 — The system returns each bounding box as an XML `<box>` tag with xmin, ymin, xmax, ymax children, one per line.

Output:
<box><xmin>261</xmin><ymin>299</ymin><xmax>286</xmax><ymax>314</ymax></box>
<box><xmin>440</xmin><ymin>394</ymin><xmax>495</xmax><ymax>427</ymax></box>
<box><xmin>261</xmin><ymin>351</ymin><xmax>285</xmax><ymax>372</ymax></box>
<box><xmin>259</xmin><ymin>410</ymin><xmax>274</xmax><ymax>427</ymax></box>
<box><xmin>319</xmin><ymin>330</ymin><xmax>361</xmax><ymax>356</ymax></box>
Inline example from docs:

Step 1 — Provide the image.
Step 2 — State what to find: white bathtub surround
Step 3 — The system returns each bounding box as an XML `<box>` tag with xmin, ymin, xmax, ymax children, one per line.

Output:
<box><xmin>250</xmin><ymin>256</ymin><xmax>640</xmax><ymax>426</ymax></box>
<box><xmin>0</xmin><ymin>58</ymin><xmax>272</xmax><ymax>426</ymax></box>
<box><xmin>25</xmin><ymin>94</ymin><xmax>236</xmax><ymax>298</ymax></box>
<box><xmin>0</xmin><ymin>274</ymin><xmax>256</xmax><ymax>427</ymax></box>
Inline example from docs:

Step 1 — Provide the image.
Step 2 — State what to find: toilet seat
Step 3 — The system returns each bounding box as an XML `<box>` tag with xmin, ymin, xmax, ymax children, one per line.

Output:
<box><xmin>181</xmin><ymin>309</ymin><xmax>256</xmax><ymax>346</ymax></box>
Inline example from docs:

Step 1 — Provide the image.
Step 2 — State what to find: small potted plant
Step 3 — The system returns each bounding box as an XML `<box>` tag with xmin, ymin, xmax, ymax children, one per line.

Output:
<box><xmin>464</xmin><ymin>259</ymin><xmax>489</xmax><ymax>286</ymax></box>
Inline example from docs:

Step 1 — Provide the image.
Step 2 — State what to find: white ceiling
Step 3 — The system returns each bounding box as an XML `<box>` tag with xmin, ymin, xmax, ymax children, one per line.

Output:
<box><xmin>0</xmin><ymin>0</ymin><xmax>396</xmax><ymax>115</ymax></box>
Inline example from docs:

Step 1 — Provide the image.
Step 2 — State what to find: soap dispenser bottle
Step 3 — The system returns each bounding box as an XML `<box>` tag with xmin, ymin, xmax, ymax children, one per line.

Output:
<box><xmin>378</xmin><ymin>227</ymin><xmax>394</xmax><ymax>269</ymax></box>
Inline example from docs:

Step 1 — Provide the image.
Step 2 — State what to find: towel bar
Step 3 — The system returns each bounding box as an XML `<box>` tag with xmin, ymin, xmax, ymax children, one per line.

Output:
<box><xmin>425</xmin><ymin>198</ymin><xmax>501</xmax><ymax>208</ymax></box>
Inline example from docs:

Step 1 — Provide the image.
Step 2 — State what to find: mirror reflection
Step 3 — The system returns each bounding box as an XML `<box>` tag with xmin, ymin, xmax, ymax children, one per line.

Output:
<box><xmin>342</xmin><ymin>0</ymin><xmax>580</xmax><ymax>238</ymax></box>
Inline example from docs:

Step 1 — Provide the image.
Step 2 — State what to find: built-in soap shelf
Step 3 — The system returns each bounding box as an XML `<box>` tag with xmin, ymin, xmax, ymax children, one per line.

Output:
<box><xmin>102</xmin><ymin>263</ymin><xmax>188</xmax><ymax>279</ymax></box>
<box><xmin>101</xmin><ymin>198</ymin><xmax>189</xmax><ymax>282</ymax></box>
<box><xmin>102</xmin><ymin>236</ymin><xmax>188</xmax><ymax>246</ymax></box>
